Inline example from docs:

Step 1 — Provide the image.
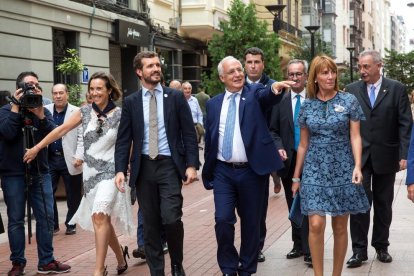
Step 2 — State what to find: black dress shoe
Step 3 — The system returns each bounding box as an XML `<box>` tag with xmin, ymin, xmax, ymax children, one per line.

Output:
<box><xmin>65</xmin><ymin>226</ymin><xmax>76</xmax><ymax>235</ymax></box>
<box><xmin>304</xmin><ymin>254</ymin><xmax>312</xmax><ymax>265</ymax></box>
<box><xmin>132</xmin><ymin>246</ymin><xmax>146</xmax><ymax>259</ymax></box>
<box><xmin>286</xmin><ymin>248</ymin><xmax>303</xmax><ymax>259</ymax></box>
<box><xmin>222</xmin><ymin>274</ymin><xmax>237</xmax><ymax>276</ymax></box>
<box><xmin>376</xmin><ymin>249</ymin><xmax>392</xmax><ymax>263</ymax></box>
<box><xmin>346</xmin><ymin>252</ymin><xmax>368</xmax><ymax>268</ymax></box>
<box><xmin>257</xmin><ymin>250</ymin><xmax>266</xmax><ymax>262</ymax></box>
<box><xmin>171</xmin><ymin>264</ymin><xmax>185</xmax><ymax>276</ymax></box>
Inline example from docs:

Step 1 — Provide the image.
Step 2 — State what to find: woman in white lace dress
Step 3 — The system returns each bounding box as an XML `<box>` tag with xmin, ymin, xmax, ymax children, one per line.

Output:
<box><xmin>24</xmin><ymin>72</ymin><xmax>134</xmax><ymax>276</ymax></box>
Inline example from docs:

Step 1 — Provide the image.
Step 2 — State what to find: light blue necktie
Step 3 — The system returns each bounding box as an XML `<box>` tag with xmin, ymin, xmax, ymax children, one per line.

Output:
<box><xmin>294</xmin><ymin>94</ymin><xmax>301</xmax><ymax>150</ymax></box>
<box><xmin>369</xmin><ymin>85</ymin><xmax>376</xmax><ymax>108</ymax></box>
<box><xmin>222</xmin><ymin>94</ymin><xmax>237</xmax><ymax>161</ymax></box>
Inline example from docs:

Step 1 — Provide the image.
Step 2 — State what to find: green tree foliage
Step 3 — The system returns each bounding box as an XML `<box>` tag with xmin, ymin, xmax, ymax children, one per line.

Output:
<box><xmin>289</xmin><ymin>33</ymin><xmax>334</xmax><ymax>65</ymax></box>
<box><xmin>383</xmin><ymin>49</ymin><xmax>414</xmax><ymax>93</ymax></box>
<box><xmin>56</xmin><ymin>48</ymin><xmax>84</xmax><ymax>106</ymax></box>
<box><xmin>338</xmin><ymin>69</ymin><xmax>358</xmax><ymax>90</ymax></box>
<box><xmin>202</xmin><ymin>0</ymin><xmax>282</xmax><ymax>96</ymax></box>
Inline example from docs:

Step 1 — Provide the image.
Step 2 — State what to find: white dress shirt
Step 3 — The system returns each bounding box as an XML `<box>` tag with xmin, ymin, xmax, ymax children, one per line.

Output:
<box><xmin>217</xmin><ymin>90</ymin><xmax>248</xmax><ymax>162</ymax></box>
<box><xmin>367</xmin><ymin>76</ymin><xmax>383</xmax><ymax>101</ymax></box>
<box><xmin>291</xmin><ymin>89</ymin><xmax>306</xmax><ymax>118</ymax></box>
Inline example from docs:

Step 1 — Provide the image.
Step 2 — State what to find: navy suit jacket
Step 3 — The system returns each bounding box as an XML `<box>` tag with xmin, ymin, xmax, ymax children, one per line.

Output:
<box><xmin>202</xmin><ymin>84</ymin><xmax>284</xmax><ymax>190</ymax></box>
<box><xmin>115</xmin><ymin>86</ymin><xmax>199</xmax><ymax>187</ymax></box>
<box><xmin>346</xmin><ymin>77</ymin><xmax>412</xmax><ymax>174</ymax></box>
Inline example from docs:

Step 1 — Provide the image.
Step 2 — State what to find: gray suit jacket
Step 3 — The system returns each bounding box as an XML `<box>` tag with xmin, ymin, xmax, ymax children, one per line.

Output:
<box><xmin>346</xmin><ymin>77</ymin><xmax>412</xmax><ymax>173</ymax></box>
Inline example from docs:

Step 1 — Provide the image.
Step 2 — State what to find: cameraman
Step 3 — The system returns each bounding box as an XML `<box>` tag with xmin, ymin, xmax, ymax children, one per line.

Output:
<box><xmin>0</xmin><ymin>72</ymin><xmax>71</xmax><ymax>275</ymax></box>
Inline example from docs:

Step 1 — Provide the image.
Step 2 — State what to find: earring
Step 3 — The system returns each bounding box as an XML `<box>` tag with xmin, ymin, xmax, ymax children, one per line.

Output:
<box><xmin>315</xmin><ymin>81</ymin><xmax>317</xmax><ymax>83</ymax></box>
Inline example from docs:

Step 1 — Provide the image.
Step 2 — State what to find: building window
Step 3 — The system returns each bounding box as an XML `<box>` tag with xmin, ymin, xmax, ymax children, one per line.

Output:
<box><xmin>53</xmin><ymin>29</ymin><xmax>78</xmax><ymax>84</ymax></box>
<box><xmin>117</xmin><ymin>0</ymin><xmax>129</xmax><ymax>7</ymax></box>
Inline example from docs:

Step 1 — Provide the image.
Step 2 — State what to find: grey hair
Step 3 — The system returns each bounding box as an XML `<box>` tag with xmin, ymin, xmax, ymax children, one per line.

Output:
<box><xmin>287</xmin><ymin>59</ymin><xmax>309</xmax><ymax>74</ymax></box>
<box><xmin>359</xmin><ymin>50</ymin><xmax>382</xmax><ymax>63</ymax></box>
<box><xmin>182</xmin><ymin>81</ymin><xmax>192</xmax><ymax>88</ymax></box>
<box><xmin>217</xmin><ymin>56</ymin><xmax>242</xmax><ymax>76</ymax></box>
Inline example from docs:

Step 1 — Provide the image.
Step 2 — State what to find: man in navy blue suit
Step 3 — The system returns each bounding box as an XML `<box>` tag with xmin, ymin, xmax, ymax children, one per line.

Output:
<box><xmin>202</xmin><ymin>56</ymin><xmax>294</xmax><ymax>276</ymax></box>
<box><xmin>115</xmin><ymin>51</ymin><xmax>199</xmax><ymax>276</ymax></box>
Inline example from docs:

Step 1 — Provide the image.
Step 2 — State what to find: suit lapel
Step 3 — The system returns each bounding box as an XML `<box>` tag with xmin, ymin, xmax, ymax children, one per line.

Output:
<box><xmin>284</xmin><ymin>92</ymin><xmax>294</xmax><ymax>131</ymax></box>
<box><xmin>357</xmin><ymin>82</ymin><xmax>371</xmax><ymax>109</ymax></box>
<box><xmin>162</xmin><ymin>87</ymin><xmax>172</xmax><ymax>129</ymax></box>
<box><xmin>64</xmin><ymin>104</ymin><xmax>74</xmax><ymax>121</ymax></box>
<box><xmin>239</xmin><ymin>87</ymin><xmax>248</xmax><ymax>124</ymax></box>
<box><xmin>373</xmin><ymin>78</ymin><xmax>389</xmax><ymax>109</ymax></box>
<box><xmin>136</xmin><ymin>89</ymin><xmax>145</xmax><ymax>135</ymax></box>
<box><xmin>212</xmin><ymin>93</ymin><xmax>225</xmax><ymax>138</ymax></box>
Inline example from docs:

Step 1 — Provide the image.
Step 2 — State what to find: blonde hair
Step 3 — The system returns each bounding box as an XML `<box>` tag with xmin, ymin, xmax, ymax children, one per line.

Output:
<box><xmin>306</xmin><ymin>55</ymin><xmax>339</xmax><ymax>99</ymax></box>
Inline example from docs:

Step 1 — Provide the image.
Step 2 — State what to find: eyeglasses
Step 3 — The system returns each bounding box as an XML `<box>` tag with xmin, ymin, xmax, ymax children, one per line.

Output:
<box><xmin>96</xmin><ymin>118</ymin><xmax>104</xmax><ymax>134</ymax></box>
<box><xmin>225</xmin><ymin>68</ymin><xmax>244</xmax><ymax>76</ymax></box>
<box><xmin>288</xmin><ymin>72</ymin><xmax>304</xmax><ymax>78</ymax></box>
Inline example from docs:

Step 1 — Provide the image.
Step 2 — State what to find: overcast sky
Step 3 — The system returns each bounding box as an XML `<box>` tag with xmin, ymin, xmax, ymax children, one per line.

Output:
<box><xmin>390</xmin><ymin>0</ymin><xmax>414</xmax><ymax>52</ymax></box>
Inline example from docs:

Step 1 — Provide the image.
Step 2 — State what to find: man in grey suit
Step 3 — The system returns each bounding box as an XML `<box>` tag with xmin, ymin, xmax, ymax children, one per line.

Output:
<box><xmin>45</xmin><ymin>83</ymin><xmax>83</xmax><ymax>235</ymax></box>
<box><xmin>269</xmin><ymin>59</ymin><xmax>311</xmax><ymax>264</ymax></box>
<box><xmin>345</xmin><ymin>50</ymin><xmax>412</xmax><ymax>267</ymax></box>
<box><xmin>115</xmin><ymin>51</ymin><xmax>199</xmax><ymax>276</ymax></box>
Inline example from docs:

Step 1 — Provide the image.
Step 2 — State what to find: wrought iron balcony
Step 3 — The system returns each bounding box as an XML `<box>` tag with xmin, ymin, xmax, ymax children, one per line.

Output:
<box><xmin>274</xmin><ymin>19</ymin><xmax>303</xmax><ymax>38</ymax></box>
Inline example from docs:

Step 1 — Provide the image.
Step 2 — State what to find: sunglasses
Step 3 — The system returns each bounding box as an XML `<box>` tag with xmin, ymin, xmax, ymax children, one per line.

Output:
<box><xmin>96</xmin><ymin>118</ymin><xmax>104</xmax><ymax>134</ymax></box>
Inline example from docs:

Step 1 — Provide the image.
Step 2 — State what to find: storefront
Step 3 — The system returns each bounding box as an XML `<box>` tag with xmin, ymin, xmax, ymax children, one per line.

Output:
<box><xmin>110</xmin><ymin>19</ymin><xmax>150</xmax><ymax>98</ymax></box>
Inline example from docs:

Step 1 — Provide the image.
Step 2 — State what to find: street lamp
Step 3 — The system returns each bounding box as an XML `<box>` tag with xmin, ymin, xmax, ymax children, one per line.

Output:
<box><xmin>265</xmin><ymin>5</ymin><xmax>286</xmax><ymax>33</ymax></box>
<box><xmin>305</xmin><ymin>26</ymin><xmax>320</xmax><ymax>60</ymax></box>
<box><xmin>346</xmin><ymin>47</ymin><xmax>355</xmax><ymax>82</ymax></box>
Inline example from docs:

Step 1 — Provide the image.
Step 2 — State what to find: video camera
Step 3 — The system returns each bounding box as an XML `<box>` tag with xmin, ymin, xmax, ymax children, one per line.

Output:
<box><xmin>16</xmin><ymin>82</ymin><xmax>43</xmax><ymax>108</ymax></box>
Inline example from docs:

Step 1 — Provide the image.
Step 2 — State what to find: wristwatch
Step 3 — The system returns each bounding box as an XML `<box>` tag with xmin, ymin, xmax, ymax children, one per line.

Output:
<box><xmin>292</xmin><ymin>178</ymin><xmax>301</xmax><ymax>183</ymax></box>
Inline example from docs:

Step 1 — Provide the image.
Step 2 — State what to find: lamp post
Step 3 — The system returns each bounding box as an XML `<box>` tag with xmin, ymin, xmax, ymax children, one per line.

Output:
<box><xmin>305</xmin><ymin>26</ymin><xmax>320</xmax><ymax>60</ymax></box>
<box><xmin>265</xmin><ymin>5</ymin><xmax>286</xmax><ymax>33</ymax></box>
<box><xmin>346</xmin><ymin>47</ymin><xmax>355</xmax><ymax>82</ymax></box>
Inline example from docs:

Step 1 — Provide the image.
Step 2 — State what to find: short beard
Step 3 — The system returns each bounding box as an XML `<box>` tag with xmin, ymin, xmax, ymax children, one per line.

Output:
<box><xmin>143</xmin><ymin>74</ymin><xmax>160</xmax><ymax>85</ymax></box>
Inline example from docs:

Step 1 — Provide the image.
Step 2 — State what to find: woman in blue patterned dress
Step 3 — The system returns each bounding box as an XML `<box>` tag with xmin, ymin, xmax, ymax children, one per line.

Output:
<box><xmin>292</xmin><ymin>56</ymin><xmax>369</xmax><ymax>276</ymax></box>
<box><xmin>24</xmin><ymin>72</ymin><xmax>134</xmax><ymax>276</ymax></box>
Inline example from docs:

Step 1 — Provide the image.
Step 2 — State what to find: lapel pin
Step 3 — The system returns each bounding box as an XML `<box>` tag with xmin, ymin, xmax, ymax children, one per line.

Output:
<box><xmin>383</xmin><ymin>89</ymin><xmax>387</xmax><ymax>93</ymax></box>
<box><xmin>242</xmin><ymin>97</ymin><xmax>246</xmax><ymax>101</ymax></box>
<box><xmin>164</xmin><ymin>94</ymin><xmax>168</xmax><ymax>97</ymax></box>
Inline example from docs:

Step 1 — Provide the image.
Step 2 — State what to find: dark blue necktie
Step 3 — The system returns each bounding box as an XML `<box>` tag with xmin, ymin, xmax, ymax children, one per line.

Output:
<box><xmin>222</xmin><ymin>94</ymin><xmax>237</xmax><ymax>160</ymax></box>
<box><xmin>294</xmin><ymin>94</ymin><xmax>301</xmax><ymax>150</ymax></box>
<box><xmin>369</xmin><ymin>85</ymin><xmax>376</xmax><ymax>108</ymax></box>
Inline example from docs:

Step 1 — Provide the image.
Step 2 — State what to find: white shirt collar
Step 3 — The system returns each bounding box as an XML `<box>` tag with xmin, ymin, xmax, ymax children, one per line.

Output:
<box><xmin>224</xmin><ymin>90</ymin><xmax>242</xmax><ymax>99</ymax></box>
<box><xmin>370</xmin><ymin>76</ymin><xmax>383</xmax><ymax>89</ymax></box>
<box><xmin>291</xmin><ymin>89</ymin><xmax>306</xmax><ymax>100</ymax></box>
<box><xmin>246</xmin><ymin>77</ymin><xmax>260</xmax><ymax>84</ymax></box>
<box><xmin>143</xmin><ymin>83</ymin><xmax>163</xmax><ymax>96</ymax></box>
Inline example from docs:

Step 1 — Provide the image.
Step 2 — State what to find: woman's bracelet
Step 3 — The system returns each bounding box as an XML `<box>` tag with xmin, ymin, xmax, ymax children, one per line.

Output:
<box><xmin>292</xmin><ymin>178</ymin><xmax>301</xmax><ymax>183</ymax></box>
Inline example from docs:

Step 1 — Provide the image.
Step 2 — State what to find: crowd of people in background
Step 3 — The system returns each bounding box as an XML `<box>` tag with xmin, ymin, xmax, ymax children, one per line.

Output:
<box><xmin>1</xmin><ymin>47</ymin><xmax>414</xmax><ymax>276</ymax></box>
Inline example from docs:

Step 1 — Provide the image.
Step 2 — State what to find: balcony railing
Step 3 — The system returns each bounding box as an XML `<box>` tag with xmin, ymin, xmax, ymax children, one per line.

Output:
<box><xmin>274</xmin><ymin>19</ymin><xmax>303</xmax><ymax>38</ymax></box>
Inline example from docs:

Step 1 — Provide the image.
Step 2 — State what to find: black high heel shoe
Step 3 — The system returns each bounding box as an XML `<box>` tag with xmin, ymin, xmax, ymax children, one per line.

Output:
<box><xmin>117</xmin><ymin>245</ymin><xmax>129</xmax><ymax>275</ymax></box>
